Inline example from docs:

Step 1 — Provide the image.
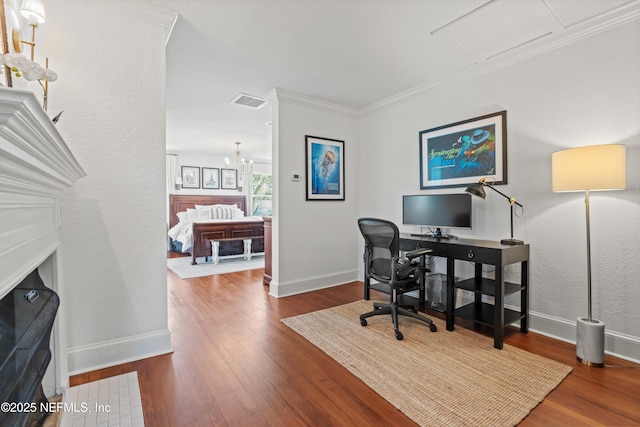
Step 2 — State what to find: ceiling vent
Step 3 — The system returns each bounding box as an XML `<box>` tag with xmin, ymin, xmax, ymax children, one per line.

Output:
<box><xmin>232</xmin><ymin>93</ymin><xmax>267</xmax><ymax>109</ymax></box>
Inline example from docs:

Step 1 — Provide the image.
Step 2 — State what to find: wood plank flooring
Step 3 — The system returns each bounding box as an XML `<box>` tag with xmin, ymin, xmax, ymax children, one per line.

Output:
<box><xmin>70</xmin><ymin>262</ymin><xmax>640</xmax><ymax>426</ymax></box>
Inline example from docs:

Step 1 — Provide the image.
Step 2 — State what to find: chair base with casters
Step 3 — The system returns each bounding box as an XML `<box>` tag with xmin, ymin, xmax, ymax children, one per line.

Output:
<box><xmin>360</xmin><ymin>289</ymin><xmax>437</xmax><ymax>340</ymax></box>
<box><xmin>358</xmin><ymin>217</ymin><xmax>438</xmax><ymax>340</ymax></box>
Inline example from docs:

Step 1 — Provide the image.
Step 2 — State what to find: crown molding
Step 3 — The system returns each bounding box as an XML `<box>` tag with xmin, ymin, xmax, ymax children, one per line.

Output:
<box><xmin>359</xmin><ymin>1</ymin><xmax>640</xmax><ymax>117</ymax></box>
<box><xmin>118</xmin><ymin>3</ymin><xmax>180</xmax><ymax>45</ymax></box>
<box><xmin>272</xmin><ymin>88</ymin><xmax>358</xmax><ymax>117</ymax></box>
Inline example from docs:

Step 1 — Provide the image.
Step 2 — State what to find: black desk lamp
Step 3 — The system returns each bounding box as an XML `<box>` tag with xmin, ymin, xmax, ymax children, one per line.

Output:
<box><xmin>466</xmin><ymin>178</ymin><xmax>524</xmax><ymax>245</ymax></box>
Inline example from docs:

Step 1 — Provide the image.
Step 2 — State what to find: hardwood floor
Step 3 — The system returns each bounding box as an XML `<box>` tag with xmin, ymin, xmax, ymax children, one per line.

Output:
<box><xmin>70</xmin><ymin>264</ymin><xmax>640</xmax><ymax>426</ymax></box>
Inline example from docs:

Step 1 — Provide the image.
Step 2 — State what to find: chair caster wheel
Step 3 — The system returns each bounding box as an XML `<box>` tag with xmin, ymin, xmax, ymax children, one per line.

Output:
<box><xmin>395</xmin><ymin>331</ymin><xmax>403</xmax><ymax>340</ymax></box>
<box><xmin>360</xmin><ymin>318</ymin><xmax>367</xmax><ymax>326</ymax></box>
<box><xmin>430</xmin><ymin>324</ymin><xmax>437</xmax><ymax>332</ymax></box>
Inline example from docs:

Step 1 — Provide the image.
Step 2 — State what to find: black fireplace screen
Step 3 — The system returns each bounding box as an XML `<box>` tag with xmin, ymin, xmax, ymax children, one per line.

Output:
<box><xmin>0</xmin><ymin>269</ymin><xmax>59</xmax><ymax>427</ymax></box>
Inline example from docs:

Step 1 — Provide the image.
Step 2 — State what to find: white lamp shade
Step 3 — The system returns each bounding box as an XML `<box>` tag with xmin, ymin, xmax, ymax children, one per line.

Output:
<box><xmin>552</xmin><ymin>144</ymin><xmax>626</xmax><ymax>192</ymax></box>
<box><xmin>6</xmin><ymin>7</ymin><xmax>21</xmax><ymax>30</ymax></box>
<box><xmin>20</xmin><ymin>0</ymin><xmax>46</xmax><ymax>24</ymax></box>
<box><xmin>260</xmin><ymin>200</ymin><xmax>272</xmax><ymax>209</ymax></box>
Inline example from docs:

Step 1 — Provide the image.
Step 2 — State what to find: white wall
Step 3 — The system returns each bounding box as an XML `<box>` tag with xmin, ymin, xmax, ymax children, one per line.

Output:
<box><xmin>270</xmin><ymin>90</ymin><xmax>360</xmax><ymax>297</ymax></box>
<box><xmin>36</xmin><ymin>3</ymin><xmax>173</xmax><ymax>374</ymax></box>
<box><xmin>357</xmin><ymin>20</ymin><xmax>640</xmax><ymax>359</ymax></box>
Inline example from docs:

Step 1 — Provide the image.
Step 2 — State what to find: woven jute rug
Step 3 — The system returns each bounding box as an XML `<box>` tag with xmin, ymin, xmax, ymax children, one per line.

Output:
<box><xmin>282</xmin><ymin>300</ymin><xmax>572</xmax><ymax>427</ymax></box>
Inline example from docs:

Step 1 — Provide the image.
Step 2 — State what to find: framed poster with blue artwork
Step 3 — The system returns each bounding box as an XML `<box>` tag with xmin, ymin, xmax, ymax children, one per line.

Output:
<box><xmin>419</xmin><ymin>111</ymin><xmax>507</xmax><ymax>189</ymax></box>
<box><xmin>305</xmin><ymin>135</ymin><xmax>345</xmax><ymax>201</ymax></box>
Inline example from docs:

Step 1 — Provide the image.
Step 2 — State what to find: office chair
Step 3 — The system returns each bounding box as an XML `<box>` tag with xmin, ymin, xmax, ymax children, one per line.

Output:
<box><xmin>358</xmin><ymin>218</ymin><xmax>437</xmax><ymax>340</ymax></box>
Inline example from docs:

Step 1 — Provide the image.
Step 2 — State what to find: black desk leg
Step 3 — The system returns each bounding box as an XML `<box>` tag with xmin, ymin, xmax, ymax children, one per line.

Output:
<box><xmin>446</xmin><ymin>257</ymin><xmax>455</xmax><ymax>331</ymax></box>
<box><xmin>474</xmin><ymin>263</ymin><xmax>482</xmax><ymax>309</ymax></box>
<box><xmin>494</xmin><ymin>267</ymin><xmax>505</xmax><ymax>349</ymax></box>
<box><xmin>419</xmin><ymin>255</ymin><xmax>426</xmax><ymax>303</ymax></box>
<box><xmin>521</xmin><ymin>260</ymin><xmax>529</xmax><ymax>333</ymax></box>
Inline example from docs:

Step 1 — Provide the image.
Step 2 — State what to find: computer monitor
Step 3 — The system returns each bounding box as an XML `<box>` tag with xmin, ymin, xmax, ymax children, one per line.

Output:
<box><xmin>402</xmin><ymin>193</ymin><xmax>472</xmax><ymax>238</ymax></box>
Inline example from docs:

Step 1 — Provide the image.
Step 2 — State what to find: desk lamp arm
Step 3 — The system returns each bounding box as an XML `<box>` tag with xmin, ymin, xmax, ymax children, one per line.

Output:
<box><xmin>483</xmin><ymin>181</ymin><xmax>523</xmax><ymax>208</ymax></box>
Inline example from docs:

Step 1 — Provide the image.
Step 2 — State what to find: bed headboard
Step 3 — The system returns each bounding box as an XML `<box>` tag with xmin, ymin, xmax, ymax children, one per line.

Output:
<box><xmin>169</xmin><ymin>194</ymin><xmax>247</xmax><ymax>228</ymax></box>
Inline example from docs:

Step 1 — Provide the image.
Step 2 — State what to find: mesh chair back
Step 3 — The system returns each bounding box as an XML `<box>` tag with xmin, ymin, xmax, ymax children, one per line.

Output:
<box><xmin>358</xmin><ymin>218</ymin><xmax>400</xmax><ymax>282</ymax></box>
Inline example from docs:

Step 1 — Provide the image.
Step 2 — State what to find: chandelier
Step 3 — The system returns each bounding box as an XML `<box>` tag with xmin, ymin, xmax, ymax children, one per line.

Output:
<box><xmin>225</xmin><ymin>141</ymin><xmax>253</xmax><ymax>175</ymax></box>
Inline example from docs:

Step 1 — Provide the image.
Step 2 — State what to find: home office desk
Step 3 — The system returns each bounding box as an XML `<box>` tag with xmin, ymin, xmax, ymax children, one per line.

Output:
<box><xmin>363</xmin><ymin>234</ymin><xmax>529</xmax><ymax>349</ymax></box>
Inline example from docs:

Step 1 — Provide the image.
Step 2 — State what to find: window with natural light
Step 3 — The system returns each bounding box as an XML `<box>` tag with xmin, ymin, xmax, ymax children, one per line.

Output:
<box><xmin>252</xmin><ymin>173</ymin><xmax>272</xmax><ymax>216</ymax></box>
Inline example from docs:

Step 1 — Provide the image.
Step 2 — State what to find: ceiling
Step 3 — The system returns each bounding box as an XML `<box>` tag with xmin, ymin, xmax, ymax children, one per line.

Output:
<box><xmin>162</xmin><ymin>0</ymin><xmax>639</xmax><ymax>161</ymax></box>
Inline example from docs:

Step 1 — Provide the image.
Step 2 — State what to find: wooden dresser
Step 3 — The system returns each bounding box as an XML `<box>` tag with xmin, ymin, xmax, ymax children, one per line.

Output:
<box><xmin>263</xmin><ymin>217</ymin><xmax>272</xmax><ymax>285</ymax></box>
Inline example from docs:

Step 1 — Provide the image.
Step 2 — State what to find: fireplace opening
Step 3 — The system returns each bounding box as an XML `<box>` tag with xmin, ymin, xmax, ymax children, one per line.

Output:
<box><xmin>0</xmin><ymin>269</ymin><xmax>60</xmax><ymax>427</ymax></box>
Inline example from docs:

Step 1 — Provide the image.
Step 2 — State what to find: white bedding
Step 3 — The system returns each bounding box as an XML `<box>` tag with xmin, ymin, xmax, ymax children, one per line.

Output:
<box><xmin>168</xmin><ymin>216</ymin><xmax>264</xmax><ymax>253</ymax></box>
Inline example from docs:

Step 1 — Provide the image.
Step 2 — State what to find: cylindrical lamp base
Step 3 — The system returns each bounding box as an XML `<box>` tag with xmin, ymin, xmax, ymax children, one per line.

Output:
<box><xmin>576</xmin><ymin>317</ymin><xmax>605</xmax><ymax>367</ymax></box>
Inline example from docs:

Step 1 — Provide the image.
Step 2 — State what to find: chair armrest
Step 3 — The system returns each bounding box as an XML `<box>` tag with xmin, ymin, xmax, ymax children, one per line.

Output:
<box><xmin>405</xmin><ymin>247</ymin><xmax>433</xmax><ymax>260</ymax></box>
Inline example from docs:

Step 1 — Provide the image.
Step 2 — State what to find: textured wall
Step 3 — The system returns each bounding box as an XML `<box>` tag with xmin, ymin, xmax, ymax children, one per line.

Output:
<box><xmin>357</xmin><ymin>20</ymin><xmax>640</xmax><ymax>340</ymax></box>
<box><xmin>34</xmin><ymin>3</ymin><xmax>172</xmax><ymax>371</ymax></box>
<box><xmin>271</xmin><ymin>92</ymin><xmax>360</xmax><ymax>296</ymax></box>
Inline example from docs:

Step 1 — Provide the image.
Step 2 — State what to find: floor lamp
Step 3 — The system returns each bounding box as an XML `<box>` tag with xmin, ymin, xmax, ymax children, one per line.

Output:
<box><xmin>551</xmin><ymin>144</ymin><xmax>626</xmax><ymax>367</ymax></box>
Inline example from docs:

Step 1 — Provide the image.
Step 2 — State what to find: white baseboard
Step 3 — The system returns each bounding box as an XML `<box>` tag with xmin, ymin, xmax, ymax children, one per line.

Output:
<box><xmin>67</xmin><ymin>329</ymin><xmax>173</xmax><ymax>375</ymax></box>
<box><xmin>511</xmin><ymin>307</ymin><xmax>640</xmax><ymax>364</ymax></box>
<box><xmin>270</xmin><ymin>270</ymin><xmax>358</xmax><ymax>298</ymax></box>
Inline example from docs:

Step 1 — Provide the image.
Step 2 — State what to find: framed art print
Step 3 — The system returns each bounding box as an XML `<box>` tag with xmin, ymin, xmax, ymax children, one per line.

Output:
<box><xmin>419</xmin><ymin>111</ymin><xmax>507</xmax><ymax>189</ymax></box>
<box><xmin>305</xmin><ymin>135</ymin><xmax>345</xmax><ymax>201</ymax></box>
<box><xmin>181</xmin><ymin>166</ymin><xmax>200</xmax><ymax>189</ymax></box>
<box><xmin>202</xmin><ymin>167</ymin><xmax>220</xmax><ymax>189</ymax></box>
<box><xmin>221</xmin><ymin>168</ymin><xmax>238</xmax><ymax>190</ymax></box>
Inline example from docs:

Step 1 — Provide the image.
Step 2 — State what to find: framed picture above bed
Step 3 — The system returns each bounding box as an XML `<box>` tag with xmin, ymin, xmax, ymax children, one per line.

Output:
<box><xmin>181</xmin><ymin>166</ymin><xmax>200</xmax><ymax>189</ymax></box>
<box><xmin>221</xmin><ymin>168</ymin><xmax>238</xmax><ymax>190</ymax></box>
<box><xmin>202</xmin><ymin>167</ymin><xmax>220</xmax><ymax>189</ymax></box>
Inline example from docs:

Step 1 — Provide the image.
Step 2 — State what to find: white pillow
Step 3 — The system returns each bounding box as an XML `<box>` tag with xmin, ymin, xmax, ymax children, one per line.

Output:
<box><xmin>176</xmin><ymin>212</ymin><xmax>188</xmax><ymax>223</ymax></box>
<box><xmin>196</xmin><ymin>206</ymin><xmax>212</xmax><ymax>219</ymax></box>
<box><xmin>211</xmin><ymin>205</ymin><xmax>234</xmax><ymax>219</ymax></box>
<box><xmin>195</xmin><ymin>204</ymin><xmax>234</xmax><ymax>219</ymax></box>
<box><xmin>191</xmin><ymin>204</ymin><xmax>242</xmax><ymax>219</ymax></box>
<box><xmin>186</xmin><ymin>208</ymin><xmax>199</xmax><ymax>220</ymax></box>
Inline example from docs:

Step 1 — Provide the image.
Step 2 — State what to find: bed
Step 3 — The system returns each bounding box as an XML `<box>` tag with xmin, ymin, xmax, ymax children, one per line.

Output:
<box><xmin>168</xmin><ymin>194</ymin><xmax>264</xmax><ymax>265</ymax></box>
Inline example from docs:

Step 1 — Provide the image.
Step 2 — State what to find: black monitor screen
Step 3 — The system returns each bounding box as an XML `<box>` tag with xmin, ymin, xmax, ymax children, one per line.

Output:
<box><xmin>402</xmin><ymin>194</ymin><xmax>472</xmax><ymax>229</ymax></box>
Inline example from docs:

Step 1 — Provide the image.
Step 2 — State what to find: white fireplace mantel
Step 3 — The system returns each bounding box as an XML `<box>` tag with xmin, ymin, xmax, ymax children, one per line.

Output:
<box><xmin>0</xmin><ymin>87</ymin><xmax>85</xmax><ymax>299</ymax></box>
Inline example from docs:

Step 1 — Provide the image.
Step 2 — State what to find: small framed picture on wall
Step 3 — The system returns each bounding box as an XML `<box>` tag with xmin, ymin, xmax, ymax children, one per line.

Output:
<box><xmin>202</xmin><ymin>167</ymin><xmax>220</xmax><ymax>189</ymax></box>
<box><xmin>221</xmin><ymin>168</ymin><xmax>237</xmax><ymax>189</ymax></box>
<box><xmin>181</xmin><ymin>166</ymin><xmax>200</xmax><ymax>189</ymax></box>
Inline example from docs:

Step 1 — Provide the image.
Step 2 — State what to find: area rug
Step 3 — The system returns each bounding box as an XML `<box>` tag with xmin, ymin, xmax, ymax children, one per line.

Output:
<box><xmin>167</xmin><ymin>255</ymin><xmax>264</xmax><ymax>279</ymax></box>
<box><xmin>282</xmin><ymin>300</ymin><xmax>572</xmax><ymax>427</ymax></box>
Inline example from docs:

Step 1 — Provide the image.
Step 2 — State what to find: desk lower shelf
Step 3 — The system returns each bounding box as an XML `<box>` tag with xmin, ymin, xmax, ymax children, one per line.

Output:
<box><xmin>455</xmin><ymin>277</ymin><xmax>524</xmax><ymax>296</ymax></box>
<box><xmin>455</xmin><ymin>303</ymin><xmax>525</xmax><ymax>328</ymax></box>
